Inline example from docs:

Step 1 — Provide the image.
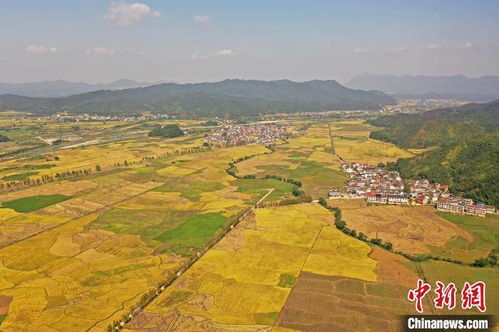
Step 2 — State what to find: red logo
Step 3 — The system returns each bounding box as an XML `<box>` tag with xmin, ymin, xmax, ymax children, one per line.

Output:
<box><xmin>461</xmin><ymin>281</ymin><xmax>486</xmax><ymax>312</ymax></box>
<box><xmin>408</xmin><ymin>280</ymin><xmax>486</xmax><ymax>313</ymax></box>
<box><xmin>434</xmin><ymin>281</ymin><xmax>457</xmax><ymax>310</ymax></box>
<box><xmin>408</xmin><ymin>279</ymin><xmax>431</xmax><ymax>313</ymax></box>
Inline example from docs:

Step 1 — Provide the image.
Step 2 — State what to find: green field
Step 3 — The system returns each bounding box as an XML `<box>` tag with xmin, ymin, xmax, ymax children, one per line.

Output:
<box><xmin>1</xmin><ymin>194</ymin><xmax>72</xmax><ymax>213</ymax></box>
<box><xmin>2</xmin><ymin>171</ymin><xmax>39</xmax><ymax>181</ymax></box>
<box><xmin>419</xmin><ymin>261</ymin><xmax>499</xmax><ymax>314</ymax></box>
<box><xmin>429</xmin><ymin>212</ymin><xmax>499</xmax><ymax>261</ymax></box>
<box><xmin>155</xmin><ymin>212</ymin><xmax>229</xmax><ymax>255</ymax></box>
<box><xmin>89</xmin><ymin>208</ymin><xmax>197</xmax><ymax>241</ymax></box>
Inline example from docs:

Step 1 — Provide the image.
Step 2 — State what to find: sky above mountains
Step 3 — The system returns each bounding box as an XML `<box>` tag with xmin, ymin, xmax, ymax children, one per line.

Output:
<box><xmin>1</xmin><ymin>0</ymin><xmax>498</xmax><ymax>84</ymax></box>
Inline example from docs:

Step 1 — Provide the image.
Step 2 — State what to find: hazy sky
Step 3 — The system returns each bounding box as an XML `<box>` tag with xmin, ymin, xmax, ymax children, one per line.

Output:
<box><xmin>1</xmin><ymin>0</ymin><xmax>499</xmax><ymax>84</ymax></box>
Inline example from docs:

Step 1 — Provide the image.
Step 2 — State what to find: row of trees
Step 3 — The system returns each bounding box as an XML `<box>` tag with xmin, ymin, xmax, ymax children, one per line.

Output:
<box><xmin>1</xmin><ymin>144</ymin><xmax>215</xmax><ymax>194</ymax></box>
<box><xmin>0</xmin><ymin>167</ymin><xmax>98</xmax><ymax>191</ymax></box>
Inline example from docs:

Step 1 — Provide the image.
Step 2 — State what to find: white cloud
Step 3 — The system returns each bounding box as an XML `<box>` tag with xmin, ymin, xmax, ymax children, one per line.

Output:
<box><xmin>194</xmin><ymin>15</ymin><xmax>210</xmax><ymax>24</ymax></box>
<box><xmin>86</xmin><ymin>47</ymin><xmax>116</xmax><ymax>56</ymax></box>
<box><xmin>427</xmin><ymin>42</ymin><xmax>473</xmax><ymax>50</ymax></box>
<box><xmin>353</xmin><ymin>48</ymin><xmax>369</xmax><ymax>54</ymax></box>
<box><xmin>191</xmin><ymin>49</ymin><xmax>235</xmax><ymax>60</ymax></box>
<box><xmin>107</xmin><ymin>1</ymin><xmax>162</xmax><ymax>26</ymax></box>
<box><xmin>215</xmin><ymin>49</ymin><xmax>235</xmax><ymax>56</ymax></box>
<box><xmin>387</xmin><ymin>46</ymin><xmax>409</xmax><ymax>53</ymax></box>
<box><xmin>26</xmin><ymin>45</ymin><xmax>58</xmax><ymax>54</ymax></box>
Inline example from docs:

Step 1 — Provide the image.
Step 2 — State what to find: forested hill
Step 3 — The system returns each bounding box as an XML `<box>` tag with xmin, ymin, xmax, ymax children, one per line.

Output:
<box><xmin>372</xmin><ymin>100</ymin><xmax>499</xmax><ymax>207</ymax></box>
<box><xmin>369</xmin><ymin>99</ymin><xmax>499</xmax><ymax>148</ymax></box>
<box><xmin>393</xmin><ymin>133</ymin><xmax>498</xmax><ymax>207</ymax></box>
<box><xmin>0</xmin><ymin>79</ymin><xmax>395</xmax><ymax>117</ymax></box>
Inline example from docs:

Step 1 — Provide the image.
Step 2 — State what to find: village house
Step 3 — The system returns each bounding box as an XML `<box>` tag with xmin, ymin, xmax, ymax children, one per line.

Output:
<box><xmin>328</xmin><ymin>189</ymin><xmax>342</xmax><ymax>198</ymax></box>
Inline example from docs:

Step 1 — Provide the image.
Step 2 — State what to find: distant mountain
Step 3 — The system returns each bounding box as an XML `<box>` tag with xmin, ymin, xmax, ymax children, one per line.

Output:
<box><xmin>0</xmin><ymin>79</ymin><xmax>395</xmax><ymax>117</ymax></box>
<box><xmin>346</xmin><ymin>74</ymin><xmax>499</xmax><ymax>101</ymax></box>
<box><xmin>0</xmin><ymin>79</ymin><xmax>170</xmax><ymax>97</ymax></box>
<box><xmin>370</xmin><ymin>99</ymin><xmax>499</xmax><ymax>206</ymax></box>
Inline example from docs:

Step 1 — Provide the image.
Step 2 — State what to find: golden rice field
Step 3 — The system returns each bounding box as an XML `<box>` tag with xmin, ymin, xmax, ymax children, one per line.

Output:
<box><xmin>1</xmin><ymin>118</ymin><xmax>495</xmax><ymax>332</ymax></box>
<box><xmin>0</xmin><ymin>135</ymin><xmax>295</xmax><ymax>331</ymax></box>
<box><xmin>330</xmin><ymin>120</ymin><xmax>414</xmax><ymax>164</ymax></box>
<box><xmin>126</xmin><ymin>203</ymin><xmax>378</xmax><ymax>330</ymax></box>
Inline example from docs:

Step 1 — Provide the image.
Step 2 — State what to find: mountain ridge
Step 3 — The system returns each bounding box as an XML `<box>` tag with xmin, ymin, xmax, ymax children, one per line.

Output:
<box><xmin>346</xmin><ymin>73</ymin><xmax>499</xmax><ymax>101</ymax></box>
<box><xmin>0</xmin><ymin>79</ymin><xmax>395</xmax><ymax>117</ymax></box>
<box><xmin>0</xmin><ymin>79</ymin><xmax>171</xmax><ymax>97</ymax></box>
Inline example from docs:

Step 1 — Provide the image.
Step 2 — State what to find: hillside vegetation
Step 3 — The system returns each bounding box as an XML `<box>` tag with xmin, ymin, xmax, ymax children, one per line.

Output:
<box><xmin>371</xmin><ymin>100</ymin><xmax>499</xmax><ymax>206</ymax></box>
<box><xmin>393</xmin><ymin>133</ymin><xmax>498</xmax><ymax>206</ymax></box>
<box><xmin>148</xmin><ymin>124</ymin><xmax>184</xmax><ymax>138</ymax></box>
<box><xmin>370</xmin><ymin>99</ymin><xmax>499</xmax><ymax>148</ymax></box>
<box><xmin>0</xmin><ymin>79</ymin><xmax>395</xmax><ymax>117</ymax></box>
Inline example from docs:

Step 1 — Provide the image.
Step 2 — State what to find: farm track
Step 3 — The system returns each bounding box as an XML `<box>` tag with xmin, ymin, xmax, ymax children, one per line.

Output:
<box><xmin>328</xmin><ymin>121</ymin><xmax>345</xmax><ymax>164</ymax></box>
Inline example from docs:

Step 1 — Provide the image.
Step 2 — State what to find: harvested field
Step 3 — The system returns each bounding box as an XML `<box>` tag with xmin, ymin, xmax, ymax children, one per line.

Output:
<box><xmin>276</xmin><ymin>247</ymin><xmax>424</xmax><ymax>332</ymax></box>
<box><xmin>329</xmin><ymin>199</ymin><xmax>474</xmax><ymax>258</ymax></box>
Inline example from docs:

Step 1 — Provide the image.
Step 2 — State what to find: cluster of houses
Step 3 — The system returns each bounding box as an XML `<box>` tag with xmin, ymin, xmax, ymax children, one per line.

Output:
<box><xmin>204</xmin><ymin>123</ymin><xmax>288</xmax><ymax>146</ymax></box>
<box><xmin>330</xmin><ymin>162</ymin><xmax>496</xmax><ymax>217</ymax></box>
<box><xmin>340</xmin><ymin>163</ymin><xmax>409</xmax><ymax>204</ymax></box>
<box><xmin>39</xmin><ymin>113</ymin><xmax>172</xmax><ymax>122</ymax></box>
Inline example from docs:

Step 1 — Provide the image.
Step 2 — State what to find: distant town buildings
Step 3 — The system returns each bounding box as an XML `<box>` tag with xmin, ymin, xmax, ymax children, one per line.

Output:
<box><xmin>204</xmin><ymin>123</ymin><xmax>289</xmax><ymax>146</ymax></box>
<box><xmin>333</xmin><ymin>162</ymin><xmax>496</xmax><ymax>217</ymax></box>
